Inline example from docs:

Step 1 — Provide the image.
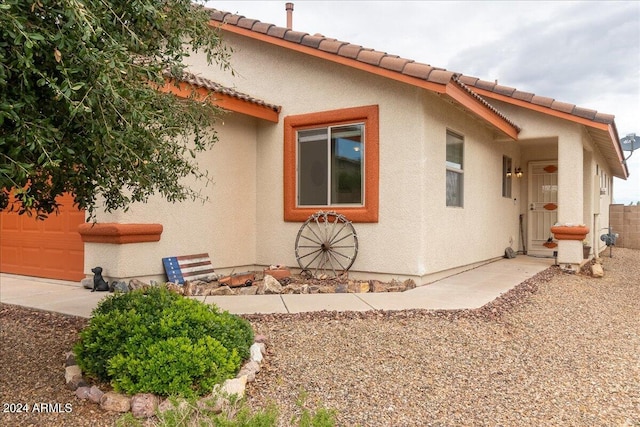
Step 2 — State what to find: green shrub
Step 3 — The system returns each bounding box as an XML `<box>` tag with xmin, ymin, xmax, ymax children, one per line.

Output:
<box><xmin>74</xmin><ymin>286</ymin><xmax>254</xmax><ymax>397</ymax></box>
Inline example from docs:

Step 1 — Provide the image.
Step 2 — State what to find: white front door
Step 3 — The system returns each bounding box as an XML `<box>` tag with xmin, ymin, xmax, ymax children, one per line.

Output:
<box><xmin>528</xmin><ymin>161</ymin><xmax>558</xmax><ymax>257</ymax></box>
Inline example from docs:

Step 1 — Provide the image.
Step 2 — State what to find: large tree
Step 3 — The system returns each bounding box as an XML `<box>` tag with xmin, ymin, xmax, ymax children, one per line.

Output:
<box><xmin>0</xmin><ymin>0</ymin><xmax>229</xmax><ymax>219</ymax></box>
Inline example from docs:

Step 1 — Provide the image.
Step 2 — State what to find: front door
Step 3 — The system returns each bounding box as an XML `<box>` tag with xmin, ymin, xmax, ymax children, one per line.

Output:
<box><xmin>527</xmin><ymin>161</ymin><xmax>558</xmax><ymax>257</ymax></box>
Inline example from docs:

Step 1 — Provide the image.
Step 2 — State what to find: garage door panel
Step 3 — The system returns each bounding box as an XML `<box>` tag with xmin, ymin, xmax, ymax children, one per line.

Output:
<box><xmin>0</xmin><ymin>193</ymin><xmax>85</xmax><ymax>281</ymax></box>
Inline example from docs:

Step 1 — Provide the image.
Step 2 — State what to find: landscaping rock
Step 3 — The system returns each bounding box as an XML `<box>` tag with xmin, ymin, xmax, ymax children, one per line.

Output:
<box><xmin>263</xmin><ymin>266</ymin><xmax>291</xmax><ymax>280</ymax></box>
<box><xmin>403</xmin><ymin>279</ymin><xmax>417</xmax><ymax>290</ymax></box>
<box><xmin>100</xmin><ymin>392</ymin><xmax>131</xmax><ymax>412</ymax></box>
<box><xmin>81</xmin><ymin>278</ymin><xmax>93</xmax><ymax>289</ymax></box>
<box><xmin>254</xmin><ymin>334</ymin><xmax>269</xmax><ymax>345</ymax></box>
<box><xmin>239</xmin><ymin>360</ymin><xmax>261</xmax><ymax>382</ymax></box>
<box><xmin>592</xmin><ymin>263</ymin><xmax>604</xmax><ymax>278</ymax></box>
<box><xmin>335</xmin><ymin>284</ymin><xmax>348</xmax><ymax>293</ymax></box>
<box><xmin>158</xmin><ymin>397</ymin><xmax>189</xmax><ymax>415</ymax></box>
<box><xmin>128</xmin><ymin>279</ymin><xmax>149</xmax><ymax>292</ymax></box>
<box><xmin>111</xmin><ymin>281</ymin><xmax>128</xmax><ymax>293</ymax></box>
<box><xmin>88</xmin><ymin>385</ymin><xmax>104</xmax><ymax>404</ymax></box>
<box><xmin>64</xmin><ymin>365</ymin><xmax>82</xmax><ymax>384</ymax></box>
<box><xmin>197</xmin><ymin>394</ymin><xmax>224</xmax><ymax>414</ymax></box>
<box><xmin>348</xmin><ymin>281</ymin><xmax>370</xmax><ymax>293</ymax></box>
<box><xmin>75</xmin><ymin>386</ymin><xmax>91</xmax><ymax>400</ymax></box>
<box><xmin>238</xmin><ymin>285</ymin><xmax>258</xmax><ymax>296</ymax></box>
<box><xmin>262</xmin><ymin>275</ymin><xmax>283</xmax><ymax>294</ymax></box>
<box><xmin>64</xmin><ymin>351</ymin><xmax>76</xmax><ymax>367</ymax></box>
<box><xmin>131</xmin><ymin>393</ymin><xmax>158</xmax><ymax>418</ymax></box>
<box><xmin>250</xmin><ymin>342</ymin><xmax>264</xmax><ymax>363</ymax></box>
<box><xmin>66</xmin><ymin>374</ymin><xmax>87</xmax><ymax>390</ymax></box>
<box><xmin>209</xmin><ymin>285</ymin><xmax>234</xmax><ymax>296</ymax></box>
<box><xmin>221</xmin><ymin>376</ymin><xmax>247</xmax><ymax>399</ymax></box>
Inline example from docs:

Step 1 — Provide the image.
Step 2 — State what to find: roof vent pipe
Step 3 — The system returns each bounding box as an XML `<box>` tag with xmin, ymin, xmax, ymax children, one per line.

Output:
<box><xmin>286</xmin><ymin>2</ymin><xmax>294</xmax><ymax>29</ymax></box>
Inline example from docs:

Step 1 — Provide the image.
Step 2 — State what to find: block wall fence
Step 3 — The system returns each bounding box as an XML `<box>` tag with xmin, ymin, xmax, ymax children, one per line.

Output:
<box><xmin>609</xmin><ymin>204</ymin><xmax>640</xmax><ymax>249</ymax></box>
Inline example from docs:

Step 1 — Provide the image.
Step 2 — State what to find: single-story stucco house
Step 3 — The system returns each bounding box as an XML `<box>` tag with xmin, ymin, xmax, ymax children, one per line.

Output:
<box><xmin>0</xmin><ymin>7</ymin><xmax>628</xmax><ymax>284</ymax></box>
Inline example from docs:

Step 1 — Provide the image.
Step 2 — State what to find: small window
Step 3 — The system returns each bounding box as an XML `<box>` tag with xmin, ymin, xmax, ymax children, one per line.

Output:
<box><xmin>446</xmin><ymin>131</ymin><xmax>464</xmax><ymax>207</ymax></box>
<box><xmin>502</xmin><ymin>156</ymin><xmax>512</xmax><ymax>198</ymax></box>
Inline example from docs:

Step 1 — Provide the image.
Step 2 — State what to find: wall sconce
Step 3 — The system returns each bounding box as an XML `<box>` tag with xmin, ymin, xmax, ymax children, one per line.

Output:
<box><xmin>515</xmin><ymin>167</ymin><xmax>523</xmax><ymax>178</ymax></box>
<box><xmin>506</xmin><ymin>168</ymin><xmax>512</xmax><ymax>178</ymax></box>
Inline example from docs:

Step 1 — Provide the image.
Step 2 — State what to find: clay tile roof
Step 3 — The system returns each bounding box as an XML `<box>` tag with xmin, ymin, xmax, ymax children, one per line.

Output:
<box><xmin>207</xmin><ymin>8</ymin><xmax>615</xmax><ymax>131</ymax></box>
<box><xmin>300</xmin><ymin>34</ymin><xmax>324</xmax><ymax>49</ymax></box>
<box><xmin>453</xmin><ymin>78</ymin><xmax>521</xmax><ymax>132</ymax></box>
<box><xmin>402</xmin><ymin>62</ymin><xmax>435</xmax><ymax>80</ymax></box>
<box><xmin>531</xmin><ymin>95</ymin><xmax>554</xmax><ymax>108</ymax></box>
<box><xmin>337</xmin><ymin>43</ymin><xmax>363</xmax><ymax>59</ymax></box>
<box><xmin>266</xmin><ymin>26</ymin><xmax>288</xmax><ymax>39</ymax></box>
<box><xmin>594</xmin><ymin>113</ymin><xmax>614</xmax><ymax>124</ymax></box>
<box><xmin>251</xmin><ymin>21</ymin><xmax>273</xmax><ymax>34</ymax></box>
<box><xmin>379</xmin><ymin>56</ymin><xmax>412</xmax><ymax>73</ymax></box>
<box><xmin>237</xmin><ymin>17</ymin><xmax>259</xmax><ymax>30</ymax></box>
<box><xmin>457</xmin><ymin>75</ymin><xmax>478</xmax><ymax>86</ymax></box>
<box><xmin>318</xmin><ymin>38</ymin><xmax>347</xmax><ymax>54</ymax></box>
<box><xmin>224</xmin><ymin>14</ymin><xmax>243</xmax><ymax>26</ymax></box>
<box><xmin>493</xmin><ymin>84</ymin><xmax>516</xmax><ymax>97</ymax></box>
<box><xmin>511</xmin><ymin>90</ymin><xmax>535</xmax><ymax>102</ymax></box>
<box><xmin>550</xmin><ymin>100</ymin><xmax>575</xmax><ymax>114</ymax></box>
<box><xmin>283</xmin><ymin>30</ymin><xmax>307</xmax><ymax>43</ymax></box>
<box><xmin>357</xmin><ymin>49</ymin><xmax>386</xmax><ymax>66</ymax></box>
<box><xmin>174</xmin><ymin>72</ymin><xmax>281</xmax><ymax>113</ymax></box>
<box><xmin>572</xmin><ymin>106</ymin><xmax>598</xmax><ymax>120</ymax></box>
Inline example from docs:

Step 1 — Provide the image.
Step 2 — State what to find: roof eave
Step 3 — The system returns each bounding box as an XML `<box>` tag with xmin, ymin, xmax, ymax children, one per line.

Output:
<box><xmin>213</xmin><ymin>21</ymin><xmax>518</xmax><ymax>139</ymax></box>
<box><xmin>160</xmin><ymin>79</ymin><xmax>280</xmax><ymax>123</ymax></box>
<box><xmin>472</xmin><ymin>87</ymin><xmax>628</xmax><ymax>179</ymax></box>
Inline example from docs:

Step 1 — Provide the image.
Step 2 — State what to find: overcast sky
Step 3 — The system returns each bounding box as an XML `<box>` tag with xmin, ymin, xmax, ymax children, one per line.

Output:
<box><xmin>205</xmin><ymin>1</ymin><xmax>640</xmax><ymax>204</ymax></box>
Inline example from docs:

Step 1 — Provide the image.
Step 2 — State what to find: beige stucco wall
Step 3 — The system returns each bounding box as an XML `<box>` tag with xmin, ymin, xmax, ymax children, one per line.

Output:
<box><xmin>84</xmin><ymin>113</ymin><xmax>260</xmax><ymax>282</ymax></box>
<box><xmin>84</xmin><ymin>32</ymin><xmax>618</xmax><ymax>282</ymax></box>
<box><xmin>188</xmin><ymin>33</ymin><xmax>525</xmax><ymax>281</ymax></box>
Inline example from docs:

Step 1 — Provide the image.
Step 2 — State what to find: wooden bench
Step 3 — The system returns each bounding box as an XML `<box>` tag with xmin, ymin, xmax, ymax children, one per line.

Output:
<box><xmin>162</xmin><ymin>253</ymin><xmax>215</xmax><ymax>284</ymax></box>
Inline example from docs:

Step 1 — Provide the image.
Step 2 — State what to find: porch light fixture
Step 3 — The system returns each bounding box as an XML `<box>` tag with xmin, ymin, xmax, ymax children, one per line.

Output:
<box><xmin>515</xmin><ymin>167</ymin><xmax>523</xmax><ymax>178</ymax></box>
<box><xmin>506</xmin><ymin>168</ymin><xmax>512</xmax><ymax>178</ymax></box>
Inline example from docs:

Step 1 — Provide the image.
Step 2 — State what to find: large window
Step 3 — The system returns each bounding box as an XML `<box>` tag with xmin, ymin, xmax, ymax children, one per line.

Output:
<box><xmin>284</xmin><ymin>105</ymin><xmax>379</xmax><ymax>222</ymax></box>
<box><xmin>298</xmin><ymin>124</ymin><xmax>363</xmax><ymax>206</ymax></box>
<box><xmin>446</xmin><ymin>131</ymin><xmax>464</xmax><ymax>207</ymax></box>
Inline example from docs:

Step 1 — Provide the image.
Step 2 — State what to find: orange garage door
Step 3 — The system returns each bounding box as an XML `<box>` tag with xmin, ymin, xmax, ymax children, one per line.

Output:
<box><xmin>0</xmin><ymin>193</ymin><xmax>85</xmax><ymax>281</ymax></box>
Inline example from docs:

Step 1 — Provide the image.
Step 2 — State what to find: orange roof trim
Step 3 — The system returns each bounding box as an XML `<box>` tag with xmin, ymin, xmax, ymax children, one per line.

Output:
<box><xmin>207</xmin><ymin>8</ymin><xmax>627</xmax><ymax>178</ymax></box>
<box><xmin>209</xmin><ymin>10</ymin><xmax>519</xmax><ymax>140</ymax></box>
<box><xmin>161</xmin><ymin>72</ymin><xmax>281</xmax><ymax>123</ymax></box>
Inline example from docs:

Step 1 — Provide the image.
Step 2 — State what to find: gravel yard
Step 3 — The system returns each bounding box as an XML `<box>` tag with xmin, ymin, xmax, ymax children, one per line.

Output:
<box><xmin>1</xmin><ymin>248</ymin><xmax>639</xmax><ymax>426</ymax></box>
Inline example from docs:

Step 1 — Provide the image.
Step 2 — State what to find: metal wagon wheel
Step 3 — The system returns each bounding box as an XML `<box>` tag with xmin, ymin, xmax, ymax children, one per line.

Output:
<box><xmin>295</xmin><ymin>211</ymin><xmax>358</xmax><ymax>278</ymax></box>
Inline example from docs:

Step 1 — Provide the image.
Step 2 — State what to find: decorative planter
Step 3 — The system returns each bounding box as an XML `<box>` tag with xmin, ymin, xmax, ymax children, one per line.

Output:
<box><xmin>550</xmin><ymin>225</ymin><xmax>589</xmax><ymax>241</ymax></box>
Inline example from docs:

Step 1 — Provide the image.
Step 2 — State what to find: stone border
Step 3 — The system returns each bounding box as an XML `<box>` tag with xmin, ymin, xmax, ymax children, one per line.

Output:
<box><xmin>65</xmin><ymin>335</ymin><xmax>268</xmax><ymax>419</ymax></box>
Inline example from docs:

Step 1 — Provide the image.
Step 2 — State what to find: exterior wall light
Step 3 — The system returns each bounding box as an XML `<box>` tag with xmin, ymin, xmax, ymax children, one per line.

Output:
<box><xmin>515</xmin><ymin>167</ymin><xmax>523</xmax><ymax>178</ymax></box>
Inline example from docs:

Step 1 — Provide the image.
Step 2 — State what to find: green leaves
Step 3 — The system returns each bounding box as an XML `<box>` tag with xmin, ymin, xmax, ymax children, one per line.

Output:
<box><xmin>1</xmin><ymin>0</ymin><xmax>230</xmax><ymax>219</ymax></box>
<box><xmin>75</xmin><ymin>286</ymin><xmax>253</xmax><ymax>397</ymax></box>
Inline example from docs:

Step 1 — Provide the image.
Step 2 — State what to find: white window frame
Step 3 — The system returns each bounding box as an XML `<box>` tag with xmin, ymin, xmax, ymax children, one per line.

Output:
<box><xmin>296</xmin><ymin>123</ymin><xmax>366</xmax><ymax>208</ymax></box>
<box><xmin>446</xmin><ymin>130</ymin><xmax>464</xmax><ymax>207</ymax></box>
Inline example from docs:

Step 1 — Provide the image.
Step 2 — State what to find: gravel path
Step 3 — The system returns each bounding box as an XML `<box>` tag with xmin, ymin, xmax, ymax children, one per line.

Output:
<box><xmin>1</xmin><ymin>248</ymin><xmax>639</xmax><ymax>426</ymax></box>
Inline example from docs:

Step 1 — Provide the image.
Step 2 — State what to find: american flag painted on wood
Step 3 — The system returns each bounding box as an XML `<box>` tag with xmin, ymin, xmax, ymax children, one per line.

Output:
<box><xmin>162</xmin><ymin>253</ymin><xmax>215</xmax><ymax>284</ymax></box>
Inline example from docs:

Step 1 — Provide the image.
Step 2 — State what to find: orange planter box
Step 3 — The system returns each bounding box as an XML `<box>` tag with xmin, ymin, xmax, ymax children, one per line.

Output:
<box><xmin>550</xmin><ymin>225</ymin><xmax>589</xmax><ymax>241</ymax></box>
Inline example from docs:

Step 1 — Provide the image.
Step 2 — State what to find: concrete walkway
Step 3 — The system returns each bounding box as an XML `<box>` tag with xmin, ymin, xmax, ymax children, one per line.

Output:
<box><xmin>0</xmin><ymin>256</ymin><xmax>552</xmax><ymax>318</ymax></box>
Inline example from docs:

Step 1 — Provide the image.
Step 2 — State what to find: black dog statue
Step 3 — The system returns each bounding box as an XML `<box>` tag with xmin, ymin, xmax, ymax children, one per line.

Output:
<box><xmin>91</xmin><ymin>266</ymin><xmax>110</xmax><ymax>292</ymax></box>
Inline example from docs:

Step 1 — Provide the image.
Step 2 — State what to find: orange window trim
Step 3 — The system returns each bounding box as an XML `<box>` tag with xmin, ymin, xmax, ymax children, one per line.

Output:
<box><xmin>78</xmin><ymin>223</ymin><xmax>163</xmax><ymax>244</ymax></box>
<box><xmin>284</xmin><ymin>105</ymin><xmax>379</xmax><ymax>222</ymax></box>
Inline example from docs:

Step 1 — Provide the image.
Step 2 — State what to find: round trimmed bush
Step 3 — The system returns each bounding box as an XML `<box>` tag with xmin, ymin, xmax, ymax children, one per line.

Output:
<box><xmin>73</xmin><ymin>286</ymin><xmax>254</xmax><ymax>397</ymax></box>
